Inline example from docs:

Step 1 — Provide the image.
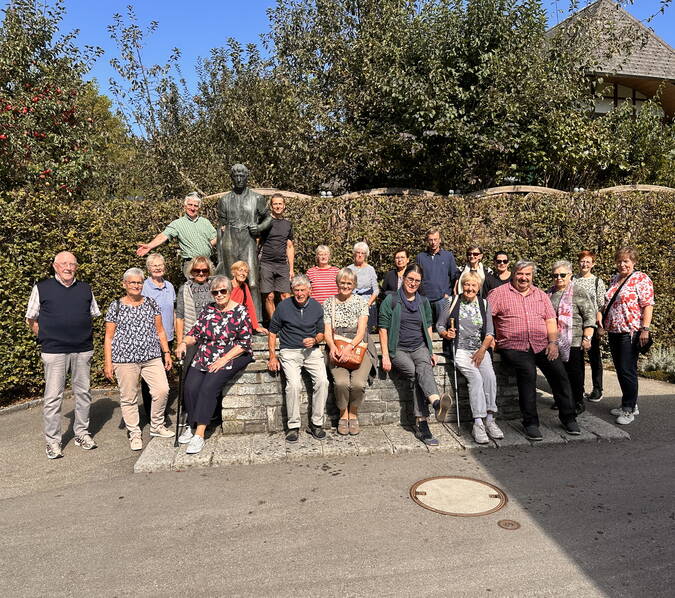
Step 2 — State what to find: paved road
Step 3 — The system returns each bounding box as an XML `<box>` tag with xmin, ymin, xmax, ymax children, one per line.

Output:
<box><xmin>0</xmin><ymin>372</ymin><xmax>673</xmax><ymax>597</ymax></box>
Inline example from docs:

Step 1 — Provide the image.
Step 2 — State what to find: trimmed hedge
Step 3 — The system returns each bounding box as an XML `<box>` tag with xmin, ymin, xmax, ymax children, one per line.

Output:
<box><xmin>1</xmin><ymin>190</ymin><xmax>672</xmax><ymax>401</ymax></box>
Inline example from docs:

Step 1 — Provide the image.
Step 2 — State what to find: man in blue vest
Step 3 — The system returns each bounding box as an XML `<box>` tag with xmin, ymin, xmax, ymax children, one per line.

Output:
<box><xmin>25</xmin><ymin>251</ymin><xmax>101</xmax><ymax>459</ymax></box>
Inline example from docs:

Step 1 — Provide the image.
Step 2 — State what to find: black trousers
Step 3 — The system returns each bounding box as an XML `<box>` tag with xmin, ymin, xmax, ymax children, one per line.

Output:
<box><xmin>587</xmin><ymin>328</ymin><xmax>603</xmax><ymax>392</ymax></box>
<box><xmin>608</xmin><ymin>332</ymin><xmax>640</xmax><ymax>411</ymax></box>
<box><xmin>499</xmin><ymin>347</ymin><xmax>576</xmax><ymax>427</ymax></box>
<box><xmin>564</xmin><ymin>347</ymin><xmax>585</xmax><ymax>408</ymax></box>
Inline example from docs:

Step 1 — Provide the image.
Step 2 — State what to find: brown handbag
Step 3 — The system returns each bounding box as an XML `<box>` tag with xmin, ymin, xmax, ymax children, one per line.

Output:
<box><xmin>332</xmin><ymin>334</ymin><xmax>368</xmax><ymax>370</ymax></box>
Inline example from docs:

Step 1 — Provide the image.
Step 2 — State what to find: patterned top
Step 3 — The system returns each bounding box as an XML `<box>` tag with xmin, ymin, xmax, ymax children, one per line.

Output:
<box><xmin>572</xmin><ymin>274</ymin><xmax>607</xmax><ymax>312</ymax></box>
<box><xmin>186</xmin><ymin>304</ymin><xmax>253</xmax><ymax>370</ymax></box>
<box><xmin>457</xmin><ymin>299</ymin><xmax>483</xmax><ymax>352</ymax></box>
<box><xmin>604</xmin><ymin>271</ymin><xmax>655</xmax><ymax>333</ymax></box>
<box><xmin>162</xmin><ymin>215</ymin><xmax>217</xmax><ymax>259</ymax></box>
<box><xmin>548</xmin><ymin>286</ymin><xmax>597</xmax><ymax>348</ymax></box>
<box><xmin>489</xmin><ymin>283</ymin><xmax>556</xmax><ymax>353</ymax></box>
<box><xmin>347</xmin><ymin>263</ymin><xmax>380</xmax><ymax>297</ymax></box>
<box><xmin>306</xmin><ymin>266</ymin><xmax>340</xmax><ymax>304</ymax></box>
<box><xmin>323</xmin><ymin>295</ymin><xmax>369</xmax><ymax>329</ymax></box>
<box><xmin>106</xmin><ymin>298</ymin><xmax>162</xmax><ymax>363</ymax></box>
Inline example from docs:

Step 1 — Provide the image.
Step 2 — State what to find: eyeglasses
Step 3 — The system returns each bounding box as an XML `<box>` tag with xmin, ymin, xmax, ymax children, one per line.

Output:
<box><xmin>467</xmin><ymin>252</ymin><xmax>482</xmax><ymax>257</ymax></box>
<box><xmin>552</xmin><ymin>273</ymin><xmax>569</xmax><ymax>279</ymax></box>
<box><xmin>125</xmin><ymin>281</ymin><xmax>143</xmax><ymax>286</ymax></box>
<box><xmin>191</xmin><ymin>268</ymin><xmax>209</xmax><ymax>275</ymax></box>
<box><xmin>211</xmin><ymin>288</ymin><xmax>229</xmax><ymax>296</ymax></box>
<box><xmin>404</xmin><ymin>277</ymin><xmax>422</xmax><ymax>285</ymax></box>
<box><xmin>56</xmin><ymin>262</ymin><xmax>78</xmax><ymax>268</ymax></box>
<box><xmin>495</xmin><ymin>259</ymin><xmax>509</xmax><ymax>264</ymax></box>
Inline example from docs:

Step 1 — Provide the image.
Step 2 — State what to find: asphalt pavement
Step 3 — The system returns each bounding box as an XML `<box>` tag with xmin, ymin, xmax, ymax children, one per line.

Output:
<box><xmin>0</xmin><ymin>370</ymin><xmax>673</xmax><ymax>597</ymax></box>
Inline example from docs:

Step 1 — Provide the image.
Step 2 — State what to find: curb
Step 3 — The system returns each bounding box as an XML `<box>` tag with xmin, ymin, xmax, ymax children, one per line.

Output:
<box><xmin>0</xmin><ymin>398</ymin><xmax>43</xmax><ymax>416</ymax></box>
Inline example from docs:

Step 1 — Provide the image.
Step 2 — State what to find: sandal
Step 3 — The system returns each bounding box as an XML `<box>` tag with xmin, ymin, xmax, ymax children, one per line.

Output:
<box><xmin>348</xmin><ymin>418</ymin><xmax>360</xmax><ymax>435</ymax></box>
<box><xmin>337</xmin><ymin>419</ymin><xmax>349</xmax><ymax>435</ymax></box>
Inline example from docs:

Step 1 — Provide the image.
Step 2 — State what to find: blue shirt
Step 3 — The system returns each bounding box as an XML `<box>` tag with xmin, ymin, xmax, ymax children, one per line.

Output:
<box><xmin>142</xmin><ymin>278</ymin><xmax>176</xmax><ymax>341</ymax></box>
<box><xmin>269</xmin><ymin>297</ymin><xmax>324</xmax><ymax>350</ymax></box>
<box><xmin>416</xmin><ymin>249</ymin><xmax>459</xmax><ymax>302</ymax></box>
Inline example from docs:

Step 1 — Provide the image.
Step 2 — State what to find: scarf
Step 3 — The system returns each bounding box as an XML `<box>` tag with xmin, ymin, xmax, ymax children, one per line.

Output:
<box><xmin>547</xmin><ymin>283</ymin><xmax>574</xmax><ymax>362</ymax></box>
<box><xmin>398</xmin><ymin>287</ymin><xmax>420</xmax><ymax>312</ymax></box>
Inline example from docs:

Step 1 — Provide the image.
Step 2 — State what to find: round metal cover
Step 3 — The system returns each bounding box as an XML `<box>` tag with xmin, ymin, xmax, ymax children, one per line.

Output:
<box><xmin>497</xmin><ymin>519</ymin><xmax>521</xmax><ymax>530</ymax></box>
<box><xmin>410</xmin><ymin>476</ymin><xmax>507</xmax><ymax>517</ymax></box>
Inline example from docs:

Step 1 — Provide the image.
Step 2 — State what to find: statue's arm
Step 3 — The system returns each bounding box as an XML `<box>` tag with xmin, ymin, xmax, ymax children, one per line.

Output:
<box><xmin>216</xmin><ymin>197</ymin><xmax>228</xmax><ymax>226</ymax></box>
<box><xmin>255</xmin><ymin>195</ymin><xmax>272</xmax><ymax>235</ymax></box>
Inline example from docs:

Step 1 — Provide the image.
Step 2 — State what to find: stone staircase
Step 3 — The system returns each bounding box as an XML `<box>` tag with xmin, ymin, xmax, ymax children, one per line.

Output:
<box><xmin>219</xmin><ymin>334</ymin><xmax>521</xmax><ymax>434</ymax></box>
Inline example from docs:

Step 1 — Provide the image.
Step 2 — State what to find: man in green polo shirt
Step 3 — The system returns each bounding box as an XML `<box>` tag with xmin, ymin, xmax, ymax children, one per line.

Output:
<box><xmin>136</xmin><ymin>192</ymin><xmax>217</xmax><ymax>275</ymax></box>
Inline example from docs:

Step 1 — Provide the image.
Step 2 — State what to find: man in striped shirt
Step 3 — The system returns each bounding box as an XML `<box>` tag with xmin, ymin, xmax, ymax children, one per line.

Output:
<box><xmin>488</xmin><ymin>260</ymin><xmax>580</xmax><ymax>441</ymax></box>
<box><xmin>136</xmin><ymin>192</ymin><xmax>217</xmax><ymax>276</ymax></box>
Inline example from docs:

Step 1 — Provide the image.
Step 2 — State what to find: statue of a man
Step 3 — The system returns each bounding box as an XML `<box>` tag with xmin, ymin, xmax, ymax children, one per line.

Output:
<box><xmin>216</xmin><ymin>164</ymin><xmax>271</xmax><ymax>322</ymax></box>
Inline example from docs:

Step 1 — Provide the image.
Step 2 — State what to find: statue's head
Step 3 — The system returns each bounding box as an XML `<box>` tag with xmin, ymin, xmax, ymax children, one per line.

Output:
<box><xmin>230</xmin><ymin>164</ymin><xmax>249</xmax><ymax>191</ymax></box>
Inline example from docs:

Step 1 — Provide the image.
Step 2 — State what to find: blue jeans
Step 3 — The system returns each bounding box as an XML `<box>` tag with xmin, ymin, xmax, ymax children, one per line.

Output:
<box><xmin>608</xmin><ymin>332</ymin><xmax>640</xmax><ymax>411</ymax></box>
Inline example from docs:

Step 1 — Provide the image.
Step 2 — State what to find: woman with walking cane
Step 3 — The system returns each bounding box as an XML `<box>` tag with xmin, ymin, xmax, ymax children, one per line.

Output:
<box><xmin>436</xmin><ymin>271</ymin><xmax>503</xmax><ymax>444</ymax></box>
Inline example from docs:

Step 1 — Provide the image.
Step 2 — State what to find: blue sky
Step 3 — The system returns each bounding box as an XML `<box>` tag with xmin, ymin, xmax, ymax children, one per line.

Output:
<box><xmin>4</xmin><ymin>1</ymin><xmax>674</xmax><ymax>94</ymax></box>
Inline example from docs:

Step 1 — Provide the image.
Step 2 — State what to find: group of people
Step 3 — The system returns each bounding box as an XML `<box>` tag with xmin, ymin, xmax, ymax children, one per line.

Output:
<box><xmin>27</xmin><ymin>188</ymin><xmax>655</xmax><ymax>458</ymax></box>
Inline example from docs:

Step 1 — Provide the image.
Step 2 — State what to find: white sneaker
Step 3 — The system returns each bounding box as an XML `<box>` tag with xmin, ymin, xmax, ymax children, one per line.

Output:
<box><xmin>130</xmin><ymin>436</ymin><xmax>143</xmax><ymax>451</ymax></box>
<box><xmin>186</xmin><ymin>435</ymin><xmax>205</xmax><ymax>454</ymax></box>
<box><xmin>485</xmin><ymin>420</ymin><xmax>504</xmax><ymax>439</ymax></box>
<box><xmin>472</xmin><ymin>422</ymin><xmax>490</xmax><ymax>444</ymax></box>
<box><xmin>616</xmin><ymin>411</ymin><xmax>635</xmax><ymax>425</ymax></box>
<box><xmin>610</xmin><ymin>406</ymin><xmax>639</xmax><ymax>416</ymax></box>
<box><xmin>150</xmin><ymin>425</ymin><xmax>175</xmax><ymax>438</ymax></box>
<box><xmin>178</xmin><ymin>426</ymin><xmax>194</xmax><ymax>444</ymax></box>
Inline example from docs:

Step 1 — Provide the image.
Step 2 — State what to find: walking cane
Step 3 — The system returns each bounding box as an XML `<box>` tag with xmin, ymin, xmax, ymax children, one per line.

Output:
<box><xmin>449</xmin><ymin>318</ymin><xmax>462</xmax><ymax>436</ymax></box>
<box><xmin>173</xmin><ymin>358</ymin><xmax>184</xmax><ymax>447</ymax></box>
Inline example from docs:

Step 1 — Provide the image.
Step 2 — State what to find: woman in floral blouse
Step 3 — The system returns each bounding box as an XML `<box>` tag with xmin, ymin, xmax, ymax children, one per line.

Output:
<box><xmin>176</xmin><ymin>275</ymin><xmax>254</xmax><ymax>453</ymax></box>
<box><xmin>603</xmin><ymin>247</ymin><xmax>654</xmax><ymax>425</ymax></box>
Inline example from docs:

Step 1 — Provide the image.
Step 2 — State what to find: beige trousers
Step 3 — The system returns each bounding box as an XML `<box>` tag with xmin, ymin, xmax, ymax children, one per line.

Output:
<box><xmin>113</xmin><ymin>358</ymin><xmax>169</xmax><ymax>437</ymax></box>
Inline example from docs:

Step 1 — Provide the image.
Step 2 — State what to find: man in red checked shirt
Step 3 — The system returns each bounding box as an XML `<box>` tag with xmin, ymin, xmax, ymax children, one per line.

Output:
<box><xmin>488</xmin><ymin>260</ymin><xmax>580</xmax><ymax>441</ymax></box>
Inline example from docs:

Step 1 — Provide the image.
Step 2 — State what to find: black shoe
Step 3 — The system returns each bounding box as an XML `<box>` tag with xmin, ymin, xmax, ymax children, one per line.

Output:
<box><xmin>575</xmin><ymin>402</ymin><xmax>586</xmax><ymax>415</ymax></box>
<box><xmin>307</xmin><ymin>423</ymin><xmax>326</xmax><ymax>440</ymax></box>
<box><xmin>524</xmin><ymin>425</ymin><xmax>543</xmax><ymax>441</ymax></box>
<box><xmin>564</xmin><ymin>421</ymin><xmax>581</xmax><ymax>436</ymax></box>
<box><xmin>586</xmin><ymin>389</ymin><xmax>603</xmax><ymax>402</ymax></box>
<box><xmin>285</xmin><ymin>429</ymin><xmax>299</xmax><ymax>443</ymax></box>
<box><xmin>416</xmin><ymin>421</ymin><xmax>439</xmax><ymax>446</ymax></box>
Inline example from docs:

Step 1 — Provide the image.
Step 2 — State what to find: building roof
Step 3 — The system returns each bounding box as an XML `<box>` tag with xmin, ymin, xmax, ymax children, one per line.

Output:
<box><xmin>548</xmin><ymin>0</ymin><xmax>675</xmax><ymax>82</ymax></box>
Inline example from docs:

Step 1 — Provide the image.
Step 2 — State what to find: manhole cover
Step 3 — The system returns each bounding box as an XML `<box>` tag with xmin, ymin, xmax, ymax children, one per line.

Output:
<box><xmin>410</xmin><ymin>476</ymin><xmax>508</xmax><ymax>517</ymax></box>
<box><xmin>497</xmin><ymin>519</ymin><xmax>521</xmax><ymax>530</ymax></box>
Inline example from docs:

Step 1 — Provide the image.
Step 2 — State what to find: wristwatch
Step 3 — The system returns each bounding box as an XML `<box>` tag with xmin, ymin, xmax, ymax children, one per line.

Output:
<box><xmin>641</xmin><ymin>326</ymin><xmax>651</xmax><ymax>332</ymax></box>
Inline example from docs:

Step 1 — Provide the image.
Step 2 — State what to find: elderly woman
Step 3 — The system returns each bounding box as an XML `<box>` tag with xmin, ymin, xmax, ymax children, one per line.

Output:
<box><xmin>141</xmin><ymin>253</ymin><xmax>176</xmax><ymax>421</ymax></box>
<box><xmin>176</xmin><ymin>275</ymin><xmax>254</xmax><ymax>454</ymax></box>
<box><xmin>381</xmin><ymin>248</ymin><xmax>410</xmax><ymax>296</ymax></box>
<box><xmin>306</xmin><ymin>245</ymin><xmax>340</xmax><ymax>304</ymax></box>
<box><xmin>492</xmin><ymin>251</ymin><xmax>512</xmax><ymax>287</ymax></box>
<box><xmin>104</xmin><ymin>268</ymin><xmax>174</xmax><ymax>451</ymax></box>
<box><xmin>546</xmin><ymin>260</ymin><xmax>596</xmax><ymax>415</ymax></box>
<box><xmin>574</xmin><ymin>250</ymin><xmax>607</xmax><ymax>403</ymax></box>
<box><xmin>324</xmin><ymin>268</ymin><xmax>373</xmax><ymax>435</ymax></box>
<box><xmin>347</xmin><ymin>241</ymin><xmax>380</xmax><ymax>330</ymax></box>
<box><xmin>379</xmin><ymin>264</ymin><xmax>442</xmax><ymax>446</ymax></box>
<box><xmin>437</xmin><ymin>271</ymin><xmax>503</xmax><ymax>444</ymax></box>
<box><xmin>603</xmin><ymin>247</ymin><xmax>654</xmax><ymax>425</ymax></box>
<box><xmin>454</xmin><ymin>245</ymin><xmax>498</xmax><ymax>297</ymax></box>
<box><xmin>230</xmin><ymin>260</ymin><xmax>268</xmax><ymax>335</ymax></box>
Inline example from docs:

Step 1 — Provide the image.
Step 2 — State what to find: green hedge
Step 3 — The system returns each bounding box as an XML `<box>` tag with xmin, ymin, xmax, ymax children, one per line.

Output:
<box><xmin>1</xmin><ymin>190</ymin><xmax>672</xmax><ymax>401</ymax></box>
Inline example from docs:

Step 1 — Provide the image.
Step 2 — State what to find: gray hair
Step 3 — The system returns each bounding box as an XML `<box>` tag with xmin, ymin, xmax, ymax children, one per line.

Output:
<box><xmin>184</xmin><ymin>191</ymin><xmax>202</xmax><ymax>206</ymax></box>
<box><xmin>210</xmin><ymin>275</ymin><xmax>232</xmax><ymax>292</ymax></box>
<box><xmin>291</xmin><ymin>274</ymin><xmax>311</xmax><ymax>289</ymax></box>
<box><xmin>123</xmin><ymin>267</ymin><xmax>144</xmax><ymax>281</ymax></box>
<box><xmin>353</xmin><ymin>241</ymin><xmax>370</xmax><ymax>258</ymax></box>
<box><xmin>551</xmin><ymin>260</ymin><xmax>573</xmax><ymax>273</ymax></box>
<box><xmin>145</xmin><ymin>252</ymin><xmax>165</xmax><ymax>269</ymax></box>
<box><xmin>315</xmin><ymin>245</ymin><xmax>331</xmax><ymax>260</ymax></box>
<box><xmin>513</xmin><ymin>260</ymin><xmax>537</xmax><ymax>275</ymax></box>
<box><xmin>336</xmin><ymin>267</ymin><xmax>357</xmax><ymax>286</ymax></box>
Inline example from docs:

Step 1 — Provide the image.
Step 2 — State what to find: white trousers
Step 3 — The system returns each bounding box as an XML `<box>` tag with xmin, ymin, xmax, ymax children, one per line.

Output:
<box><xmin>454</xmin><ymin>349</ymin><xmax>498</xmax><ymax>419</ymax></box>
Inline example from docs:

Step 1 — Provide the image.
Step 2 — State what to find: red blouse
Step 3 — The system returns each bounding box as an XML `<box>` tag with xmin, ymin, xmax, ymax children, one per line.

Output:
<box><xmin>230</xmin><ymin>283</ymin><xmax>261</xmax><ymax>330</ymax></box>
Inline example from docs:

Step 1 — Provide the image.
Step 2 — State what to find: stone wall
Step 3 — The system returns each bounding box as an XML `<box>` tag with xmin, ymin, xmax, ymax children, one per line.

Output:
<box><xmin>220</xmin><ymin>336</ymin><xmax>520</xmax><ymax>434</ymax></box>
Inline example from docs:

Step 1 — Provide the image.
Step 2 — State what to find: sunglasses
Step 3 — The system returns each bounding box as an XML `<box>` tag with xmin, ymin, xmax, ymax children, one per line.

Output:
<box><xmin>467</xmin><ymin>252</ymin><xmax>482</xmax><ymax>257</ymax></box>
<box><xmin>552</xmin><ymin>273</ymin><xmax>569</xmax><ymax>279</ymax></box>
<box><xmin>211</xmin><ymin>288</ymin><xmax>229</xmax><ymax>296</ymax></box>
<box><xmin>192</xmin><ymin>268</ymin><xmax>209</xmax><ymax>275</ymax></box>
<box><xmin>495</xmin><ymin>259</ymin><xmax>509</xmax><ymax>264</ymax></box>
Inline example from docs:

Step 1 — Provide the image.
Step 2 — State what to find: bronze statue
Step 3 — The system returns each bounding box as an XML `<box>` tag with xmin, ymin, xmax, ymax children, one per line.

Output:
<box><xmin>216</xmin><ymin>164</ymin><xmax>271</xmax><ymax>322</ymax></box>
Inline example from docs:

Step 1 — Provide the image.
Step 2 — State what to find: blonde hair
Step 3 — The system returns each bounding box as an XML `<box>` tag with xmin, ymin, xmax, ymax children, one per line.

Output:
<box><xmin>230</xmin><ymin>260</ymin><xmax>250</xmax><ymax>276</ymax></box>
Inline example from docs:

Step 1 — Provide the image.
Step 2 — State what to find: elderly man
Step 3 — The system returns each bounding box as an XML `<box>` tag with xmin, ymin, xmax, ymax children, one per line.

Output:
<box><xmin>267</xmin><ymin>275</ymin><xmax>328</xmax><ymax>443</ymax></box>
<box><xmin>488</xmin><ymin>260</ymin><xmax>580</xmax><ymax>440</ymax></box>
<box><xmin>25</xmin><ymin>251</ymin><xmax>101</xmax><ymax>458</ymax></box>
<box><xmin>415</xmin><ymin>227</ymin><xmax>459</xmax><ymax>322</ymax></box>
<box><xmin>136</xmin><ymin>192</ymin><xmax>217</xmax><ymax>276</ymax></box>
<box><xmin>216</xmin><ymin>164</ymin><xmax>272</xmax><ymax>322</ymax></box>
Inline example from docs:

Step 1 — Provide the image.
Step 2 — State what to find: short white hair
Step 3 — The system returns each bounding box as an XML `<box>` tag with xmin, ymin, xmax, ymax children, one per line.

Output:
<box><xmin>184</xmin><ymin>192</ymin><xmax>202</xmax><ymax>206</ymax></box>
<box><xmin>145</xmin><ymin>253</ymin><xmax>165</xmax><ymax>269</ymax></box>
<box><xmin>291</xmin><ymin>274</ymin><xmax>311</xmax><ymax>289</ymax></box>
<box><xmin>353</xmin><ymin>241</ymin><xmax>370</xmax><ymax>258</ymax></box>
<box><xmin>551</xmin><ymin>260</ymin><xmax>573</xmax><ymax>273</ymax></box>
<box><xmin>123</xmin><ymin>267</ymin><xmax>144</xmax><ymax>281</ymax></box>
